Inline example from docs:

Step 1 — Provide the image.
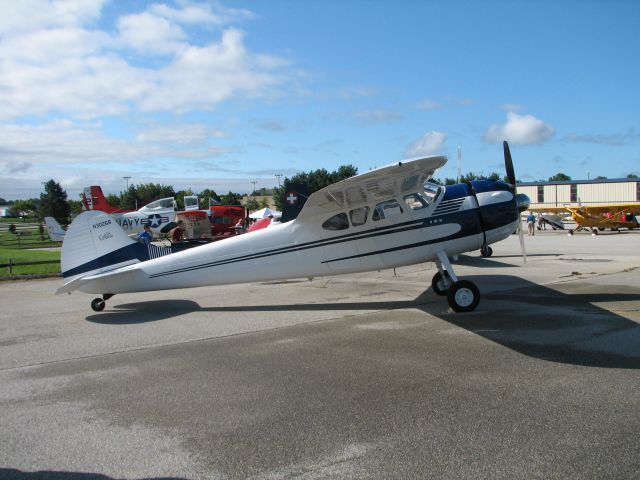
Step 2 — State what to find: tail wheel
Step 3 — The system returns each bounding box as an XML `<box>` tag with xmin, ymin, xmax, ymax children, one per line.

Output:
<box><xmin>91</xmin><ymin>298</ymin><xmax>106</xmax><ymax>312</ymax></box>
<box><xmin>447</xmin><ymin>280</ymin><xmax>480</xmax><ymax>312</ymax></box>
<box><xmin>432</xmin><ymin>271</ymin><xmax>452</xmax><ymax>296</ymax></box>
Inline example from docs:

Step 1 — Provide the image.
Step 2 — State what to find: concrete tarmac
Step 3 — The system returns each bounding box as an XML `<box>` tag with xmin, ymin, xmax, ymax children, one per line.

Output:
<box><xmin>1</xmin><ymin>229</ymin><xmax>639</xmax><ymax>479</ymax></box>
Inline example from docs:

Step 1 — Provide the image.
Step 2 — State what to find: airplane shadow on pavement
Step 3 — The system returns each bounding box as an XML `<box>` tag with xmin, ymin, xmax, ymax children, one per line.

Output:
<box><xmin>0</xmin><ymin>468</ymin><xmax>187</xmax><ymax>480</ymax></box>
<box><xmin>86</xmin><ymin>275</ymin><xmax>640</xmax><ymax>370</ymax></box>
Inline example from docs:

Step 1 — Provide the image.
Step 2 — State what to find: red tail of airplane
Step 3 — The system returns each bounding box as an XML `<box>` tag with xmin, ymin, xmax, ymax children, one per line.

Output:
<box><xmin>81</xmin><ymin>186</ymin><xmax>133</xmax><ymax>214</ymax></box>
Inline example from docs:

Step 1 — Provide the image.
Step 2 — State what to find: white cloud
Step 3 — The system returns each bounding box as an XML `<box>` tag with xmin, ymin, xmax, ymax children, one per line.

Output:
<box><xmin>484</xmin><ymin>112</ymin><xmax>555</xmax><ymax>145</ymax></box>
<box><xmin>0</xmin><ymin>1</ymin><xmax>290</xmax><ymax>199</ymax></box>
<box><xmin>0</xmin><ymin>3</ymin><xmax>288</xmax><ymax>120</ymax></box>
<box><xmin>404</xmin><ymin>131</ymin><xmax>447</xmax><ymax>158</ymax></box>
<box><xmin>117</xmin><ymin>11</ymin><xmax>187</xmax><ymax>55</ymax></box>
<box><xmin>148</xmin><ymin>2</ymin><xmax>254</xmax><ymax>25</ymax></box>
<box><xmin>135</xmin><ymin>124</ymin><xmax>227</xmax><ymax>144</ymax></box>
<box><xmin>0</xmin><ymin>0</ymin><xmax>107</xmax><ymax>34</ymax></box>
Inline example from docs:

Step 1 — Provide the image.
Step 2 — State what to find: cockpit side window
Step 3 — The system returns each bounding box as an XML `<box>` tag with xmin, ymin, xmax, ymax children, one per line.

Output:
<box><xmin>372</xmin><ymin>199</ymin><xmax>403</xmax><ymax>221</ymax></box>
<box><xmin>322</xmin><ymin>212</ymin><xmax>349</xmax><ymax>231</ymax></box>
<box><xmin>349</xmin><ymin>206</ymin><xmax>369</xmax><ymax>227</ymax></box>
<box><xmin>403</xmin><ymin>193</ymin><xmax>428</xmax><ymax>210</ymax></box>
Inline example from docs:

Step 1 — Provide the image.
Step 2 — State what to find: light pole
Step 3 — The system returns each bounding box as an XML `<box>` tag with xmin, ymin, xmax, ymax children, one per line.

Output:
<box><xmin>123</xmin><ymin>176</ymin><xmax>131</xmax><ymax>191</ymax></box>
<box><xmin>251</xmin><ymin>181</ymin><xmax>257</xmax><ymax>196</ymax></box>
<box><xmin>275</xmin><ymin>173</ymin><xmax>283</xmax><ymax>188</ymax></box>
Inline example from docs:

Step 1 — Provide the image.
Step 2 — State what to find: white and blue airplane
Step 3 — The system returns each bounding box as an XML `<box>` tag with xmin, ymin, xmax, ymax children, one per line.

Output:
<box><xmin>57</xmin><ymin>142</ymin><xmax>530</xmax><ymax>313</ymax></box>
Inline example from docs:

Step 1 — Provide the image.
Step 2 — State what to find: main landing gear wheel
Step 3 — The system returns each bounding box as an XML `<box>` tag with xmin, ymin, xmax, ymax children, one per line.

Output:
<box><xmin>91</xmin><ymin>298</ymin><xmax>106</xmax><ymax>312</ymax></box>
<box><xmin>480</xmin><ymin>245</ymin><xmax>493</xmax><ymax>257</ymax></box>
<box><xmin>431</xmin><ymin>271</ymin><xmax>452</xmax><ymax>296</ymax></box>
<box><xmin>447</xmin><ymin>280</ymin><xmax>480</xmax><ymax>313</ymax></box>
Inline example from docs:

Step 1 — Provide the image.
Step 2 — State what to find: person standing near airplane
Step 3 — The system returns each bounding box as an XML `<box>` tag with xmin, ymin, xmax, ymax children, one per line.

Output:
<box><xmin>137</xmin><ymin>224</ymin><xmax>153</xmax><ymax>244</ymax></box>
<box><xmin>170</xmin><ymin>220</ymin><xmax>185</xmax><ymax>243</ymax></box>
<box><xmin>527</xmin><ymin>212</ymin><xmax>536</xmax><ymax>236</ymax></box>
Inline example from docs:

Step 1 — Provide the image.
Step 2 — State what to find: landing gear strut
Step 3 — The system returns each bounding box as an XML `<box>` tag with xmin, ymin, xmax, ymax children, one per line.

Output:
<box><xmin>90</xmin><ymin>294</ymin><xmax>114</xmax><ymax>312</ymax></box>
<box><xmin>433</xmin><ymin>251</ymin><xmax>481</xmax><ymax>312</ymax></box>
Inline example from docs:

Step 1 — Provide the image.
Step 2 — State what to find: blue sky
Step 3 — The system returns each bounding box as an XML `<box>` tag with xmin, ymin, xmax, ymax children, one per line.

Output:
<box><xmin>1</xmin><ymin>0</ymin><xmax>638</xmax><ymax>200</ymax></box>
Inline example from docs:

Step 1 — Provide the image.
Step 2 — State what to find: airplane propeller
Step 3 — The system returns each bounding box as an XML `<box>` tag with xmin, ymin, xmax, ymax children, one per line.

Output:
<box><xmin>503</xmin><ymin>141</ymin><xmax>529</xmax><ymax>263</ymax></box>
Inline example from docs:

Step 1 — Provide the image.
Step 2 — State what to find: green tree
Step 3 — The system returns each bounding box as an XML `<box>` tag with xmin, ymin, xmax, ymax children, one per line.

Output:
<box><xmin>0</xmin><ymin>197</ymin><xmax>7</xmax><ymax>205</ymax></box>
<box><xmin>627</xmin><ymin>173</ymin><xmax>638</xmax><ymax>179</ymax></box>
<box><xmin>435</xmin><ymin>171</ymin><xmax>505</xmax><ymax>186</ymax></box>
<box><xmin>40</xmin><ymin>180</ymin><xmax>70</xmax><ymax>224</ymax></box>
<box><xmin>106</xmin><ymin>193</ymin><xmax>122</xmax><ymax>209</ymax></box>
<box><xmin>548</xmin><ymin>173</ymin><xmax>571</xmax><ymax>182</ymax></box>
<box><xmin>9</xmin><ymin>199</ymin><xmax>38</xmax><ymax>218</ymax></box>
<box><xmin>122</xmin><ymin>183</ymin><xmax>175</xmax><ymax>210</ymax></box>
<box><xmin>273</xmin><ymin>165</ymin><xmax>358</xmax><ymax>211</ymax></box>
<box><xmin>258</xmin><ymin>198</ymin><xmax>270</xmax><ymax>209</ymax></box>
<box><xmin>199</xmin><ymin>188</ymin><xmax>221</xmax><ymax>206</ymax></box>
<box><xmin>174</xmin><ymin>189</ymin><xmax>195</xmax><ymax>210</ymax></box>
<box><xmin>68</xmin><ymin>199</ymin><xmax>84</xmax><ymax>218</ymax></box>
<box><xmin>244</xmin><ymin>198</ymin><xmax>260</xmax><ymax>212</ymax></box>
<box><xmin>220</xmin><ymin>191</ymin><xmax>243</xmax><ymax>206</ymax></box>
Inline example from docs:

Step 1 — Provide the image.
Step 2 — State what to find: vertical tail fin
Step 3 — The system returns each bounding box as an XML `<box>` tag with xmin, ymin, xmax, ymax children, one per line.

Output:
<box><xmin>60</xmin><ymin>211</ymin><xmax>143</xmax><ymax>282</ymax></box>
<box><xmin>44</xmin><ymin>217</ymin><xmax>66</xmax><ymax>242</ymax></box>
<box><xmin>82</xmin><ymin>186</ymin><xmax>129</xmax><ymax>214</ymax></box>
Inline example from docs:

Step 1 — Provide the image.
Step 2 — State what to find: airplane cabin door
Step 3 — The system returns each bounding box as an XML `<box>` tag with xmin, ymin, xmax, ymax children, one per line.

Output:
<box><xmin>320</xmin><ymin>211</ymin><xmax>361</xmax><ymax>272</ymax></box>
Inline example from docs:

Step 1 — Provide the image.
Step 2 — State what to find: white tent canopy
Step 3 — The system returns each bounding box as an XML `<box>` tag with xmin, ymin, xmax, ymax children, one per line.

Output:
<box><xmin>248</xmin><ymin>207</ymin><xmax>282</xmax><ymax>219</ymax></box>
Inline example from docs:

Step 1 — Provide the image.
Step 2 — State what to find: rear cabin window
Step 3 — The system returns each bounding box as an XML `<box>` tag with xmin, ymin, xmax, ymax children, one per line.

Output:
<box><xmin>403</xmin><ymin>193</ymin><xmax>428</xmax><ymax>210</ymax></box>
<box><xmin>372</xmin><ymin>200</ymin><xmax>403</xmax><ymax>221</ymax></box>
<box><xmin>322</xmin><ymin>212</ymin><xmax>349</xmax><ymax>230</ymax></box>
<box><xmin>349</xmin><ymin>207</ymin><xmax>369</xmax><ymax>226</ymax></box>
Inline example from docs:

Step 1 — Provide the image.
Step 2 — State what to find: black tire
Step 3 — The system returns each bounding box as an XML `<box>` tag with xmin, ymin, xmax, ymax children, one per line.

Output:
<box><xmin>480</xmin><ymin>245</ymin><xmax>493</xmax><ymax>257</ymax></box>
<box><xmin>91</xmin><ymin>298</ymin><xmax>106</xmax><ymax>312</ymax></box>
<box><xmin>431</xmin><ymin>271</ymin><xmax>451</xmax><ymax>296</ymax></box>
<box><xmin>447</xmin><ymin>280</ymin><xmax>480</xmax><ymax>313</ymax></box>
<box><xmin>160</xmin><ymin>222</ymin><xmax>177</xmax><ymax>234</ymax></box>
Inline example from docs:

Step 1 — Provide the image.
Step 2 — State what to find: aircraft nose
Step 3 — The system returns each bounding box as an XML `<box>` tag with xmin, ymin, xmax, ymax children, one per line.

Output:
<box><xmin>516</xmin><ymin>193</ymin><xmax>530</xmax><ymax>212</ymax></box>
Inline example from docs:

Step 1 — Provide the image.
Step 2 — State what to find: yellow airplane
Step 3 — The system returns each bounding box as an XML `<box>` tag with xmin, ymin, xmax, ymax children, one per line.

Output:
<box><xmin>530</xmin><ymin>203</ymin><xmax>640</xmax><ymax>235</ymax></box>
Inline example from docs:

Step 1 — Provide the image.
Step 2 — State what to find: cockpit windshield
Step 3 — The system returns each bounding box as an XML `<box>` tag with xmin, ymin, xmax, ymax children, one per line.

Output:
<box><xmin>423</xmin><ymin>182</ymin><xmax>441</xmax><ymax>203</ymax></box>
<box><xmin>144</xmin><ymin>198</ymin><xmax>175</xmax><ymax>210</ymax></box>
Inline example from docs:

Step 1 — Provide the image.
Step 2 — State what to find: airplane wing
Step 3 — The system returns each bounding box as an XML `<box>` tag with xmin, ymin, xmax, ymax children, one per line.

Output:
<box><xmin>568</xmin><ymin>203</ymin><xmax>640</xmax><ymax>215</ymax></box>
<box><xmin>296</xmin><ymin>156</ymin><xmax>447</xmax><ymax>221</ymax></box>
<box><xmin>529</xmin><ymin>206</ymin><xmax>569</xmax><ymax>214</ymax></box>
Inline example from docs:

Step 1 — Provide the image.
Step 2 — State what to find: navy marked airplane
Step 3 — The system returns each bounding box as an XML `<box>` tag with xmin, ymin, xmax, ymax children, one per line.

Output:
<box><xmin>57</xmin><ymin>142</ymin><xmax>530</xmax><ymax>313</ymax></box>
<box><xmin>82</xmin><ymin>186</ymin><xmax>176</xmax><ymax>236</ymax></box>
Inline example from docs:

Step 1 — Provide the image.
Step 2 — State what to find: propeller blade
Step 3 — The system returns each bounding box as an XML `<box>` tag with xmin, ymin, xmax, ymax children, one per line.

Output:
<box><xmin>518</xmin><ymin>217</ymin><xmax>526</xmax><ymax>263</ymax></box>
<box><xmin>503</xmin><ymin>141</ymin><xmax>516</xmax><ymax>187</ymax></box>
<box><xmin>504</xmin><ymin>140</ymin><xmax>526</xmax><ymax>262</ymax></box>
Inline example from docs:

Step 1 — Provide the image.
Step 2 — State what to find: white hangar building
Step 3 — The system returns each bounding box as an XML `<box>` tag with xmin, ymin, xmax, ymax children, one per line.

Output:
<box><xmin>517</xmin><ymin>178</ymin><xmax>640</xmax><ymax>210</ymax></box>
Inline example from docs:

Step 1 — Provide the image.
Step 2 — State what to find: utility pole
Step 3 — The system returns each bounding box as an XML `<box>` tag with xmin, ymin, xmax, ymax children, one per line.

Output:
<box><xmin>251</xmin><ymin>181</ymin><xmax>257</xmax><ymax>196</ymax></box>
<box><xmin>123</xmin><ymin>176</ymin><xmax>131</xmax><ymax>191</ymax></box>
<box><xmin>456</xmin><ymin>145</ymin><xmax>461</xmax><ymax>184</ymax></box>
<box><xmin>275</xmin><ymin>173</ymin><xmax>283</xmax><ymax>188</ymax></box>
